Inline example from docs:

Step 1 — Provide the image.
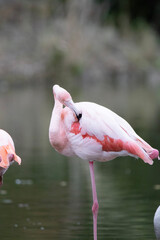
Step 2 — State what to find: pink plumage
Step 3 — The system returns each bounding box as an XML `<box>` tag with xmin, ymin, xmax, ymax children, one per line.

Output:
<box><xmin>49</xmin><ymin>85</ymin><xmax>159</xmax><ymax>240</ymax></box>
<box><xmin>0</xmin><ymin>129</ymin><xmax>21</xmax><ymax>186</ymax></box>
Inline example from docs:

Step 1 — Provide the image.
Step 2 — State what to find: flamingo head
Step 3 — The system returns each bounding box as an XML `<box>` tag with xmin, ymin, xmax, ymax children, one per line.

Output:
<box><xmin>53</xmin><ymin>85</ymin><xmax>82</xmax><ymax>121</ymax></box>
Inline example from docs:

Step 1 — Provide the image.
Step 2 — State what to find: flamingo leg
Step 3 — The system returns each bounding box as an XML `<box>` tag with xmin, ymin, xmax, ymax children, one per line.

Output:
<box><xmin>89</xmin><ymin>161</ymin><xmax>99</xmax><ymax>240</ymax></box>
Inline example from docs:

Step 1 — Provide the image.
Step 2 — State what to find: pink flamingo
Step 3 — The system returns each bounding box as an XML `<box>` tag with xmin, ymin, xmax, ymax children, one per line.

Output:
<box><xmin>49</xmin><ymin>85</ymin><xmax>159</xmax><ymax>240</ymax></box>
<box><xmin>0</xmin><ymin>129</ymin><xmax>21</xmax><ymax>186</ymax></box>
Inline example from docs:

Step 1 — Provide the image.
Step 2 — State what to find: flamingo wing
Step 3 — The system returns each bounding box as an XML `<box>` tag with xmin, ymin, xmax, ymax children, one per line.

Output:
<box><xmin>66</xmin><ymin>102</ymin><xmax>156</xmax><ymax>165</ymax></box>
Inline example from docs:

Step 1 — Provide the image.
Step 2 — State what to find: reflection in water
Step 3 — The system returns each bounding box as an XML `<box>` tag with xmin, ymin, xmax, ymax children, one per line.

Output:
<box><xmin>0</xmin><ymin>85</ymin><xmax>159</xmax><ymax>239</ymax></box>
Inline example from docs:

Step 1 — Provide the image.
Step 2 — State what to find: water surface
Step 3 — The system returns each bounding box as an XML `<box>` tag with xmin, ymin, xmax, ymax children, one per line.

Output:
<box><xmin>0</xmin><ymin>85</ymin><xmax>159</xmax><ymax>240</ymax></box>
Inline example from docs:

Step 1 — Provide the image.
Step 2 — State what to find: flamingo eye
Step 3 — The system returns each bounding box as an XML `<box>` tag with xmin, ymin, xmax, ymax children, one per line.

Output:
<box><xmin>77</xmin><ymin>113</ymin><xmax>82</xmax><ymax>121</ymax></box>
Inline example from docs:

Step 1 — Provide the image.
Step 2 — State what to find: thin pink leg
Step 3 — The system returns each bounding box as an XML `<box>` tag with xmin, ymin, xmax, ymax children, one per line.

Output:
<box><xmin>89</xmin><ymin>161</ymin><xmax>99</xmax><ymax>240</ymax></box>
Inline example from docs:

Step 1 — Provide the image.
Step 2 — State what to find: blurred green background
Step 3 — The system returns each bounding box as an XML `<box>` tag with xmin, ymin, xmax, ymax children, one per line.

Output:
<box><xmin>0</xmin><ymin>0</ymin><xmax>160</xmax><ymax>90</ymax></box>
<box><xmin>0</xmin><ymin>1</ymin><xmax>160</xmax><ymax>240</ymax></box>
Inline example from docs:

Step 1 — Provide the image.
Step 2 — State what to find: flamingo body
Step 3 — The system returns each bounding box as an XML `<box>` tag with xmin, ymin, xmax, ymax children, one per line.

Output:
<box><xmin>49</xmin><ymin>85</ymin><xmax>159</xmax><ymax>240</ymax></box>
<box><xmin>50</xmin><ymin>99</ymin><xmax>158</xmax><ymax>165</ymax></box>
<box><xmin>0</xmin><ymin>129</ymin><xmax>21</xmax><ymax>185</ymax></box>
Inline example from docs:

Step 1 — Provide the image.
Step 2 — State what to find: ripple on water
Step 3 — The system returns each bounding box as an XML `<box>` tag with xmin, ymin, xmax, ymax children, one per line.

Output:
<box><xmin>2</xmin><ymin>199</ymin><xmax>13</xmax><ymax>204</ymax></box>
<box><xmin>0</xmin><ymin>190</ymin><xmax>7</xmax><ymax>195</ymax></box>
<box><xmin>15</xmin><ymin>179</ymin><xmax>33</xmax><ymax>185</ymax></box>
<box><xmin>18</xmin><ymin>203</ymin><xmax>30</xmax><ymax>209</ymax></box>
<box><xmin>154</xmin><ymin>184</ymin><xmax>160</xmax><ymax>190</ymax></box>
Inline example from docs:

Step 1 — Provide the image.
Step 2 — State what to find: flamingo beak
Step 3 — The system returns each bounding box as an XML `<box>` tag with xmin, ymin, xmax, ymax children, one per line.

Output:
<box><xmin>64</xmin><ymin>100</ymin><xmax>82</xmax><ymax>121</ymax></box>
<box><xmin>14</xmin><ymin>155</ymin><xmax>21</xmax><ymax>165</ymax></box>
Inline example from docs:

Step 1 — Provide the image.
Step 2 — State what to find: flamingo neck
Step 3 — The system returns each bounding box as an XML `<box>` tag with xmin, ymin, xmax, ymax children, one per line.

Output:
<box><xmin>49</xmin><ymin>98</ymin><xmax>63</xmax><ymax>144</ymax></box>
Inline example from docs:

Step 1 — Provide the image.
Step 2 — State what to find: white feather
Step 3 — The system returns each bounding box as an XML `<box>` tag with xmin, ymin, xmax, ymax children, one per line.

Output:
<box><xmin>63</xmin><ymin>102</ymin><xmax>139</xmax><ymax>162</ymax></box>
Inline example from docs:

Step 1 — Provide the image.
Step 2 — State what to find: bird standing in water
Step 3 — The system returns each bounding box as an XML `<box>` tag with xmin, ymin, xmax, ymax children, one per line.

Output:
<box><xmin>49</xmin><ymin>85</ymin><xmax>159</xmax><ymax>240</ymax></box>
<box><xmin>0</xmin><ymin>129</ymin><xmax>21</xmax><ymax>186</ymax></box>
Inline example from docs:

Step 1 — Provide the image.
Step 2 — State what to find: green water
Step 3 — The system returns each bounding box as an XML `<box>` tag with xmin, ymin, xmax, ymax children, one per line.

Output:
<box><xmin>0</xmin><ymin>85</ymin><xmax>159</xmax><ymax>240</ymax></box>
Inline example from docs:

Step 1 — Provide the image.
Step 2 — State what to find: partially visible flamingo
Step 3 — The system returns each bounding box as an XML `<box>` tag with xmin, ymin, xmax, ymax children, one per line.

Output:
<box><xmin>49</xmin><ymin>85</ymin><xmax>159</xmax><ymax>240</ymax></box>
<box><xmin>154</xmin><ymin>206</ymin><xmax>160</xmax><ymax>240</ymax></box>
<box><xmin>0</xmin><ymin>129</ymin><xmax>21</xmax><ymax>186</ymax></box>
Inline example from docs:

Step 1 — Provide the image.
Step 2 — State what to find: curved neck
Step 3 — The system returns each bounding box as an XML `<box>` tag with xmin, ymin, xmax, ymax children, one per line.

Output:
<box><xmin>49</xmin><ymin>98</ymin><xmax>63</xmax><ymax>144</ymax></box>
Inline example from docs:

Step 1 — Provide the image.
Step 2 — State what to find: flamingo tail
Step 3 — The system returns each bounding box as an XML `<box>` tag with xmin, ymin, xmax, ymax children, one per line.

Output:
<box><xmin>125</xmin><ymin>138</ymin><xmax>159</xmax><ymax>165</ymax></box>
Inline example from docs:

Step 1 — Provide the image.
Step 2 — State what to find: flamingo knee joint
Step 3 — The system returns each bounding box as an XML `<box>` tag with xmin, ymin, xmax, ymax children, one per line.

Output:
<box><xmin>92</xmin><ymin>201</ymin><xmax>99</xmax><ymax>214</ymax></box>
